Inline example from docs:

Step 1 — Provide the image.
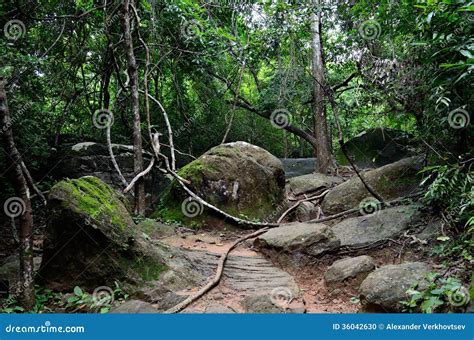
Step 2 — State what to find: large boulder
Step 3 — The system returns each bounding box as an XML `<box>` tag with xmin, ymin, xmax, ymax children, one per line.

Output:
<box><xmin>322</xmin><ymin>156</ymin><xmax>423</xmax><ymax>214</ymax></box>
<box><xmin>332</xmin><ymin>205</ymin><xmax>420</xmax><ymax>248</ymax></box>
<box><xmin>335</xmin><ymin>127</ymin><xmax>413</xmax><ymax>168</ymax></box>
<box><xmin>324</xmin><ymin>256</ymin><xmax>375</xmax><ymax>285</ymax></box>
<box><xmin>39</xmin><ymin>176</ymin><xmax>167</xmax><ymax>291</ymax></box>
<box><xmin>287</xmin><ymin>173</ymin><xmax>343</xmax><ymax>196</ymax></box>
<box><xmin>155</xmin><ymin>142</ymin><xmax>286</xmax><ymax>228</ymax></box>
<box><xmin>359</xmin><ymin>262</ymin><xmax>430</xmax><ymax>312</ymax></box>
<box><xmin>254</xmin><ymin>222</ymin><xmax>340</xmax><ymax>256</ymax></box>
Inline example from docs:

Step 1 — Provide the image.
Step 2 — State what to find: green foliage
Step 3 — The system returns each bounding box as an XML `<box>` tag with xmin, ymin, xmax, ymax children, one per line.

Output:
<box><xmin>0</xmin><ymin>283</ymin><xmax>128</xmax><ymax>314</ymax></box>
<box><xmin>420</xmin><ymin>162</ymin><xmax>473</xmax><ymax>262</ymax></box>
<box><xmin>420</xmin><ymin>162</ymin><xmax>473</xmax><ymax>227</ymax></box>
<box><xmin>401</xmin><ymin>273</ymin><xmax>470</xmax><ymax>313</ymax></box>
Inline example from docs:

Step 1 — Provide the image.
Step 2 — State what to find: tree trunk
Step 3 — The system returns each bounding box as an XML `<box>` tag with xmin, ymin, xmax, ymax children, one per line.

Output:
<box><xmin>311</xmin><ymin>0</ymin><xmax>332</xmax><ymax>173</ymax></box>
<box><xmin>122</xmin><ymin>0</ymin><xmax>146</xmax><ymax>215</ymax></box>
<box><xmin>0</xmin><ymin>79</ymin><xmax>35</xmax><ymax>309</ymax></box>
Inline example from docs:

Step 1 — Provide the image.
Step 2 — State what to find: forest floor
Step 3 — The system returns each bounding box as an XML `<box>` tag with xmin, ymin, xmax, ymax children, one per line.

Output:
<box><xmin>160</xmin><ymin>228</ymin><xmax>425</xmax><ymax>313</ymax></box>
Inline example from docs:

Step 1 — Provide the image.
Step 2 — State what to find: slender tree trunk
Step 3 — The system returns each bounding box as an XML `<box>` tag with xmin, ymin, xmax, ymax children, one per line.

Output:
<box><xmin>0</xmin><ymin>79</ymin><xmax>35</xmax><ymax>309</ymax></box>
<box><xmin>122</xmin><ymin>0</ymin><xmax>145</xmax><ymax>215</ymax></box>
<box><xmin>311</xmin><ymin>0</ymin><xmax>332</xmax><ymax>173</ymax></box>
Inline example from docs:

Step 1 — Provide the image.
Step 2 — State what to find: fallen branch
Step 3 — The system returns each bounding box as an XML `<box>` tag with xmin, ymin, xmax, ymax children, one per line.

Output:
<box><xmin>123</xmin><ymin>157</ymin><xmax>155</xmax><ymax>194</ymax></box>
<box><xmin>277</xmin><ymin>189</ymin><xmax>329</xmax><ymax>223</ymax></box>
<box><xmin>308</xmin><ymin>207</ymin><xmax>359</xmax><ymax>224</ymax></box>
<box><xmin>165</xmin><ymin>228</ymin><xmax>269</xmax><ymax>314</ymax></box>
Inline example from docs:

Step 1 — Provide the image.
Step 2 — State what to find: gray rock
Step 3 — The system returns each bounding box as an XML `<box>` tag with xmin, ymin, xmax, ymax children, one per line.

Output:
<box><xmin>332</xmin><ymin>205</ymin><xmax>419</xmax><ymax>248</ymax></box>
<box><xmin>322</xmin><ymin>156</ymin><xmax>423</xmax><ymax>214</ymax></box>
<box><xmin>287</xmin><ymin>173</ymin><xmax>343</xmax><ymax>195</ymax></box>
<box><xmin>133</xmin><ymin>281</ymin><xmax>186</xmax><ymax>310</ymax></box>
<box><xmin>359</xmin><ymin>262</ymin><xmax>430</xmax><ymax>312</ymax></box>
<box><xmin>254</xmin><ymin>222</ymin><xmax>340</xmax><ymax>256</ymax></box>
<box><xmin>335</xmin><ymin>128</ymin><xmax>413</xmax><ymax>169</ymax></box>
<box><xmin>50</xmin><ymin>142</ymin><xmax>173</xmax><ymax>205</ymax></box>
<box><xmin>39</xmin><ymin>176</ymin><xmax>166</xmax><ymax>291</ymax></box>
<box><xmin>416</xmin><ymin>219</ymin><xmax>443</xmax><ymax>241</ymax></box>
<box><xmin>156</xmin><ymin>141</ymin><xmax>286</xmax><ymax>227</ymax></box>
<box><xmin>204</xmin><ymin>303</ymin><xmax>236</xmax><ymax>313</ymax></box>
<box><xmin>241</xmin><ymin>295</ymin><xmax>305</xmax><ymax>314</ymax></box>
<box><xmin>156</xmin><ymin>292</ymin><xmax>187</xmax><ymax>311</ymax></box>
<box><xmin>324</xmin><ymin>256</ymin><xmax>375</xmax><ymax>284</ymax></box>
<box><xmin>280</xmin><ymin>158</ymin><xmax>317</xmax><ymax>178</ymax></box>
<box><xmin>137</xmin><ymin>219</ymin><xmax>178</xmax><ymax>239</ymax></box>
<box><xmin>110</xmin><ymin>300</ymin><xmax>158</xmax><ymax>314</ymax></box>
<box><xmin>241</xmin><ymin>295</ymin><xmax>284</xmax><ymax>313</ymax></box>
<box><xmin>295</xmin><ymin>202</ymin><xmax>316</xmax><ymax>221</ymax></box>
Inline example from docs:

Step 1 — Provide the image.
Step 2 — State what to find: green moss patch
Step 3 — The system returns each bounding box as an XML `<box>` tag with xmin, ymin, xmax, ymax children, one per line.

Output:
<box><xmin>49</xmin><ymin>176</ymin><xmax>134</xmax><ymax>240</ymax></box>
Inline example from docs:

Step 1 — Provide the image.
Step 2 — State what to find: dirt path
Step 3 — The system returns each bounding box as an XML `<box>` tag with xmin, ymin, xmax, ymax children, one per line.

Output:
<box><xmin>159</xmin><ymin>230</ymin><xmax>366</xmax><ymax>313</ymax></box>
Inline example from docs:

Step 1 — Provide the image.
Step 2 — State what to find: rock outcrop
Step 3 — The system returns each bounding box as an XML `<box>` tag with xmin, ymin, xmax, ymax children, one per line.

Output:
<box><xmin>254</xmin><ymin>222</ymin><xmax>340</xmax><ymax>256</ymax></box>
<box><xmin>50</xmin><ymin>142</ymin><xmax>172</xmax><ymax>205</ymax></box>
<box><xmin>324</xmin><ymin>256</ymin><xmax>375</xmax><ymax>285</ymax></box>
<box><xmin>331</xmin><ymin>205</ymin><xmax>420</xmax><ymax>248</ymax></box>
<box><xmin>322</xmin><ymin>156</ymin><xmax>423</xmax><ymax>214</ymax></box>
<box><xmin>287</xmin><ymin>173</ymin><xmax>342</xmax><ymax>196</ymax></box>
<box><xmin>280</xmin><ymin>158</ymin><xmax>317</xmax><ymax>178</ymax></box>
<box><xmin>39</xmin><ymin>176</ymin><xmax>167</xmax><ymax>291</ymax></box>
<box><xmin>335</xmin><ymin>127</ymin><xmax>413</xmax><ymax>168</ymax></box>
<box><xmin>155</xmin><ymin>142</ymin><xmax>286</xmax><ymax>228</ymax></box>
<box><xmin>359</xmin><ymin>262</ymin><xmax>430</xmax><ymax>312</ymax></box>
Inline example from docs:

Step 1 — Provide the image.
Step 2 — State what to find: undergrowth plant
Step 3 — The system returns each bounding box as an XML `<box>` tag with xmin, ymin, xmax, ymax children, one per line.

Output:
<box><xmin>401</xmin><ymin>273</ymin><xmax>470</xmax><ymax>313</ymax></box>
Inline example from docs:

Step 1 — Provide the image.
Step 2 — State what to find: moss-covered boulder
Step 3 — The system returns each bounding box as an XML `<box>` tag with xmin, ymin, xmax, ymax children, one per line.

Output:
<box><xmin>39</xmin><ymin>176</ymin><xmax>166</xmax><ymax>291</ymax></box>
<box><xmin>154</xmin><ymin>142</ymin><xmax>286</xmax><ymax>228</ymax></box>
<box><xmin>335</xmin><ymin>128</ymin><xmax>413</xmax><ymax>168</ymax></box>
<box><xmin>322</xmin><ymin>156</ymin><xmax>423</xmax><ymax>214</ymax></box>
